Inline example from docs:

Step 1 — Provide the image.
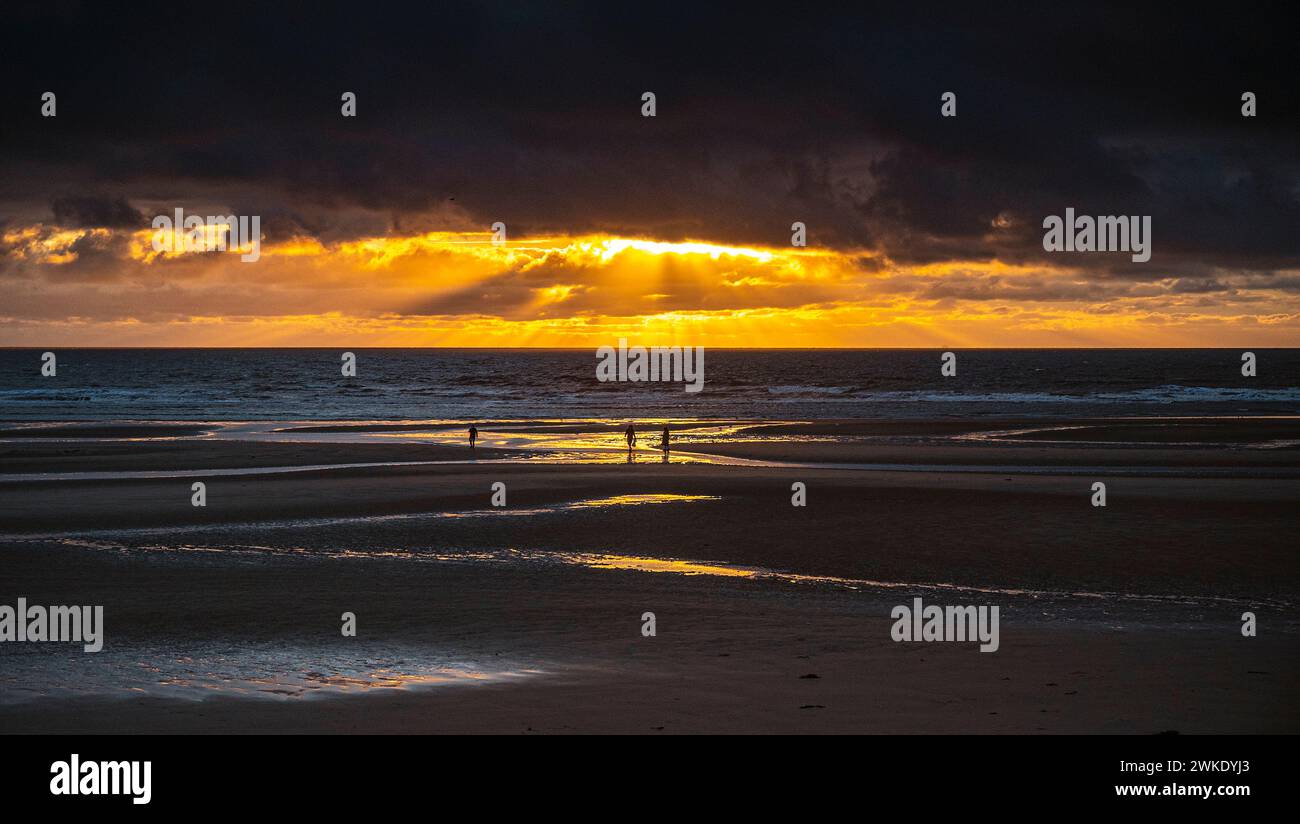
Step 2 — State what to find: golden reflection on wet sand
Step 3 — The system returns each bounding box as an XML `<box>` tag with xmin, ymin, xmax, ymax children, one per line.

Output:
<box><xmin>570</xmin><ymin>554</ymin><xmax>760</xmax><ymax>578</ymax></box>
<box><xmin>441</xmin><ymin>493</ymin><xmax>720</xmax><ymax>517</ymax></box>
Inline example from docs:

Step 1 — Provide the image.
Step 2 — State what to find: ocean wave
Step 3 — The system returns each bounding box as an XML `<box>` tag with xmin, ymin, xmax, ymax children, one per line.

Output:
<box><xmin>3</xmin><ymin>350</ymin><xmax>1298</xmax><ymax>421</ymax></box>
<box><xmin>765</xmin><ymin>384</ymin><xmax>853</xmax><ymax>395</ymax></box>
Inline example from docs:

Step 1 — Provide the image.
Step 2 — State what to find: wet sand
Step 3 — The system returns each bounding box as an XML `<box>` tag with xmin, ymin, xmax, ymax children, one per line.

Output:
<box><xmin>1</xmin><ymin>418</ymin><xmax>1297</xmax><ymax>733</ymax></box>
<box><xmin>1</xmin><ymin>532</ymin><xmax>1295</xmax><ymax>734</ymax></box>
<box><xmin>0</xmin><ymin>438</ymin><xmax>522</xmax><ymax>474</ymax></box>
<box><xmin>734</xmin><ymin>416</ymin><xmax>1300</xmax><ymax>442</ymax></box>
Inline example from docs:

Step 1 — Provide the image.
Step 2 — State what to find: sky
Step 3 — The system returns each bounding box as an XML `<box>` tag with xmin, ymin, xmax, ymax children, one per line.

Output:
<box><xmin>1</xmin><ymin>1</ymin><xmax>1298</xmax><ymax>347</ymax></box>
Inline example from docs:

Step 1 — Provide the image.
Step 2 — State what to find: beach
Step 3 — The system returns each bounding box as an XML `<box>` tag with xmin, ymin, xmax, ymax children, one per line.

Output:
<box><xmin>1</xmin><ymin>417</ymin><xmax>1296</xmax><ymax>733</ymax></box>
<box><xmin>4</xmin><ymin>0</ymin><xmax>1300</xmax><ymax>758</ymax></box>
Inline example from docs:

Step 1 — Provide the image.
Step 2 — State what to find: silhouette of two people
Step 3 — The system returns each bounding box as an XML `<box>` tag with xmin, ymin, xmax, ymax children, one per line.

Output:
<box><xmin>624</xmin><ymin>423</ymin><xmax>671</xmax><ymax>463</ymax></box>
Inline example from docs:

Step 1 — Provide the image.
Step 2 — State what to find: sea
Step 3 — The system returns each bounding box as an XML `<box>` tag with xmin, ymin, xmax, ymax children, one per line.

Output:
<box><xmin>1</xmin><ymin>348</ymin><xmax>1297</xmax><ymax>422</ymax></box>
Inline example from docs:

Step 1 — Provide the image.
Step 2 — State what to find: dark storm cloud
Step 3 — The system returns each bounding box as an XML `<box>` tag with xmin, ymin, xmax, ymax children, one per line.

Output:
<box><xmin>51</xmin><ymin>195</ymin><xmax>144</xmax><ymax>229</ymax></box>
<box><xmin>1</xmin><ymin>1</ymin><xmax>1297</xmax><ymax>277</ymax></box>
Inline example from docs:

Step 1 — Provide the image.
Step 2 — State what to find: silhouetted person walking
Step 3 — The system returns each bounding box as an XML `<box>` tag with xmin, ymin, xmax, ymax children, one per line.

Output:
<box><xmin>624</xmin><ymin>423</ymin><xmax>636</xmax><ymax>453</ymax></box>
<box><xmin>661</xmin><ymin>425</ymin><xmax>670</xmax><ymax>453</ymax></box>
<box><xmin>469</xmin><ymin>425</ymin><xmax>478</xmax><ymax>449</ymax></box>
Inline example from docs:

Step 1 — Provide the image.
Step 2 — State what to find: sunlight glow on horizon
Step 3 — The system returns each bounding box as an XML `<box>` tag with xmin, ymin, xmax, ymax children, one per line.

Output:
<box><xmin>3</xmin><ymin>223</ymin><xmax>1297</xmax><ymax>348</ymax></box>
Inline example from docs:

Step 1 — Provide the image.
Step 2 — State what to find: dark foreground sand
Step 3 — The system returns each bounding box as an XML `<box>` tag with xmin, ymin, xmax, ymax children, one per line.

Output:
<box><xmin>1</xmin><ymin>422</ymin><xmax>1296</xmax><ymax>733</ymax></box>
